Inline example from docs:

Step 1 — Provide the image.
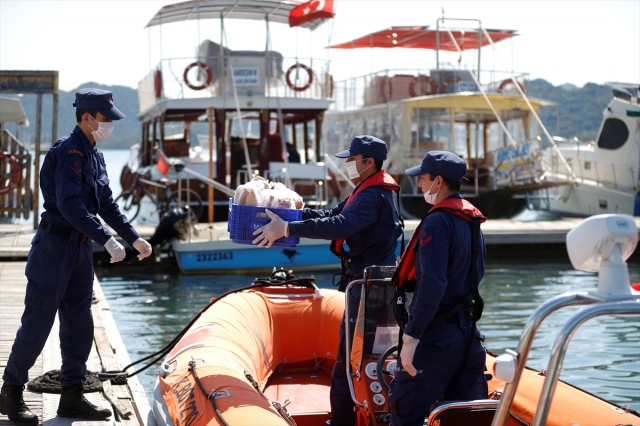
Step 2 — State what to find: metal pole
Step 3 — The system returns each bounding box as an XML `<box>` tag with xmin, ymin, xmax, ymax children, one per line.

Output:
<box><xmin>532</xmin><ymin>301</ymin><xmax>640</xmax><ymax>426</ymax></box>
<box><xmin>32</xmin><ymin>94</ymin><xmax>43</xmax><ymax>230</ymax></box>
<box><xmin>208</xmin><ymin>107</ymin><xmax>215</xmax><ymax>224</ymax></box>
<box><xmin>491</xmin><ymin>292</ymin><xmax>601</xmax><ymax>426</ymax></box>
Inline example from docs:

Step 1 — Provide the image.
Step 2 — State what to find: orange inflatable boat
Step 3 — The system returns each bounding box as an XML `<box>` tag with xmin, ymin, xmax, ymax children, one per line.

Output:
<box><xmin>151</xmin><ymin>269</ymin><xmax>639</xmax><ymax>426</ymax></box>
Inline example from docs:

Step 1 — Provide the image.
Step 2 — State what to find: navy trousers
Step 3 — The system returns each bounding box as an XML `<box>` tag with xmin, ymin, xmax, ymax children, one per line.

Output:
<box><xmin>2</xmin><ymin>228</ymin><xmax>94</xmax><ymax>387</ymax></box>
<box><xmin>389</xmin><ymin>313</ymin><xmax>488</xmax><ymax>426</ymax></box>
<box><xmin>329</xmin><ymin>284</ymin><xmax>361</xmax><ymax>426</ymax></box>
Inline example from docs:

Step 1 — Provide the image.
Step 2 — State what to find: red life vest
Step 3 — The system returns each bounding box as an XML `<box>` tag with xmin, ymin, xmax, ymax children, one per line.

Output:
<box><xmin>329</xmin><ymin>170</ymin><xmax>400</xmax><ymax>258</ymax></box>
<box><xmin>392</xmin><ymin>197</ymin><xmax>486</xmax><ymax>291</ymax></box>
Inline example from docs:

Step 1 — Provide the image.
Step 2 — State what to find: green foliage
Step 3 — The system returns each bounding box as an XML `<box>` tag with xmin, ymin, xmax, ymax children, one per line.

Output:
<box><xmin>4</xmin><ymin>82</ymin><xmax>139</xmax><ymax>149</ymax></box>
<box><xmin>527</xmin><ymin>79</ymin><xmax>612</xmax><ymax>141</ymax></box>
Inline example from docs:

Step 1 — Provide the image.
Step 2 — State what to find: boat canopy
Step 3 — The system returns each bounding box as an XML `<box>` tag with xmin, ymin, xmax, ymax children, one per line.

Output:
<box><xmin>145</xmin><ymin>0</ymin><xmax>326</xmax><ymax>30</ymax></box>
<box><xmin>0</xmin><ymin>97</ymin><xmax>29</xmax><ymax>126</ymax></box>
<box><xmin>330</xmin><ymin>26</ymin><xmax>517</xmax><ymax>50</ymax></box>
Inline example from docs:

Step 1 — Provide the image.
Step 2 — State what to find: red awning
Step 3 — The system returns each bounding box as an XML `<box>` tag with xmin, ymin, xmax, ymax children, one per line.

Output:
<box><xmin>330</xmin><ymin>26</ymin><xmax>517</xmax><ymax>51</ymax></box>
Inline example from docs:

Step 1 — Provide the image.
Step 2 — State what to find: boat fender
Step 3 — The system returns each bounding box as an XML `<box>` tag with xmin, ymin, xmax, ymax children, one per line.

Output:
<box><xmin>409</xmin><ymin>76</ymin><xmax>437</xmax><ymax>96</ymax></box>
<box><xmin>324</xmin><ymin>72</ymin><xmax>334</xmax><ymax>98</ymax></box>
<box><xmin>497</xmin><ymin>79</ymin><xmax>526</xmax><ymax>94</ymax></box>
<box><xmin>440</xmin><ymin>75</ymin><xmax>462</xmax><ymax>94</ymax></box>
<box><xmin>285</xmin><ymin>63</ymin><xmax>313</xmax><ymax>92</ymax></box>
<box><xmin>183</xmin><ymin>62</ymin><xmax>213</xmax><ymax>91</ymax></box>
<box><xmin>154</xmin><ymin>69</ymin><xmax>163</xmax><ymax>98</ymax></box>
<box><xmin>0</xmin><ymin>151</ymin><xmax>22</xmax><ymax>195</ymax></box>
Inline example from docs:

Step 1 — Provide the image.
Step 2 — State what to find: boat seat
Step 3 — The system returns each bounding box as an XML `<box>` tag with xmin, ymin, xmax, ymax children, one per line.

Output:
<box><xmin>427</xmin><ymin>399</ymin><xmax>498</xmax><ymax>426</ymax></box>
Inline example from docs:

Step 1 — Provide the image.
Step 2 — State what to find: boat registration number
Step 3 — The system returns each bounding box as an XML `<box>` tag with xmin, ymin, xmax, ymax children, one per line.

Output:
<box><xmin>195</xmin><ymin>252</ymin><xmax>233</xmax><ymax>262</ymax></box>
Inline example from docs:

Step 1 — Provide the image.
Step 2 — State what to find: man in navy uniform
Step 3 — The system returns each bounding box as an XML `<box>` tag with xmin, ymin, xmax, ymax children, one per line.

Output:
<box><xmin>0</xmin><ymin>89</ymin><xmax>153</xmax><ymax>425</ymax></box>
<box><xmin>253</xmin><ymin>135</ymin><xmax>403</xmax><ymax>425</ymax></box>
<box><xmin>389</xmin><ymin>151</ymin><xmax>488</xmax><ymax>425</ymax></box>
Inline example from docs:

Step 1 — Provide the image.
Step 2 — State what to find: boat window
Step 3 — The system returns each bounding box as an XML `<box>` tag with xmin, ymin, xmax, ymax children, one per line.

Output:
<box><xmin>597</xmin><ymin>118</ymin><xmax>629</xmax><ymax>150</ymax></box>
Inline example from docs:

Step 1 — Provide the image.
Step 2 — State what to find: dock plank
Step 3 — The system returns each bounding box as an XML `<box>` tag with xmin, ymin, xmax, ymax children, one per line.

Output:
<box><xmin>0</xmin><ymin>263</ymin><xmax>151</xmax><ymax>425</ymax></box>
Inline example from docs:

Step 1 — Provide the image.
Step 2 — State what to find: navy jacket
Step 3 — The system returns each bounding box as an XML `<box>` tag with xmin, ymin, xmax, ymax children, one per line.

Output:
<box><xmin>288</xmin><ymin>178</ymin><xmax>401</xmax><ymax>277</ymax></box>
<box><xmin>404</xmin><ymin>194</ymin><xmax>486</xmax><ymax>338</ymax></box>
<box><xmin>40</xmin><ymin>126</ymin><xmax>139</xmax><ymax>246</ymax></box>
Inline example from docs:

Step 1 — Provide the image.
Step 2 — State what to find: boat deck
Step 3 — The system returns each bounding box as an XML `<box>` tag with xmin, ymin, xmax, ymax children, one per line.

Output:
<box><xmin>0</xmin><ymin>261</ymin><xmax>155</xmax><ymax>426</ymax></box>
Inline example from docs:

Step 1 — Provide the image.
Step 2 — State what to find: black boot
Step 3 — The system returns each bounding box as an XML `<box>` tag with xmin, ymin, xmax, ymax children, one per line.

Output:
<box><xmin>0</xmin><ymin>384</ymin><xmax>38</xmax><ymax>426</ymax></box>
<box><xmin>56</xmin><ymin>383</ymin><xmax>111</xmax><ymax>420</ymax></box>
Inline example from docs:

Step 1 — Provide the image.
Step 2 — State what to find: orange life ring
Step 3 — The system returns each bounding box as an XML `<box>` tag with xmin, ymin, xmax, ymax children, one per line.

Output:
<box><xmin>409</xmin><ymin>76</ymin><xmax>438</xmax><ymax>97</ymax></box>
<box><xmin>183</xmin><ymin>62</ymin><xmax>213</xmax><ymax>91</ymax></box>
<box><xmin>440</xmin><ymin>75</ymin><xmax>462</xmax><ymax>94</ymax></box>
<box><xmin>497</xmin><ymin>79</ymin><xmax>526</xmax><ymax>94</ymax></box>
<box><xmin>286</xmin><ymin>63</ymin><xmax>313</xmax><ymax>92</ymax></box>
<box><xmin>0</xmin><ymin>151</ymin><xmax>21</xmax><ymax>195</ymax></box>
<box><xmin>154</xmin><ymin>69</ymin><xmax>163</xmax><ymax>98</ymax></box>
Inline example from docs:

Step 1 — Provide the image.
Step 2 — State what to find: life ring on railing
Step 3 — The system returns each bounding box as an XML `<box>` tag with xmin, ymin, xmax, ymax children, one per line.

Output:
<box><xmin>286</xmin><ymin>63</ymin><xmax>313</xmax><ymax>92</ymax></box>
<box><xmin>153</xmin><ymin>69</ymin><xmax>163</xmax><ymax>99</ymax></box>
<box><xmin>0</xmin><ymin>151</ymin><xmax>22</xmax><ymax>196</ymax></box>
<box><xmin>409</xmin><ymin>76</ymin><xmax>438</xmax><ymax>97</ymax></box>
<box><xmin>183</xmin><ymin>62</ymin><xmax>213</xmax><ymax>91</ymax></box>
<box><xmin>440</xmin><ymin>75</ymin><xmax>462</xmax><ymax>94</ymax></box>
<box><xmin>497</xmin><ymin>79</ymin><xmax>526</xmax><ymax>94</ymax></box>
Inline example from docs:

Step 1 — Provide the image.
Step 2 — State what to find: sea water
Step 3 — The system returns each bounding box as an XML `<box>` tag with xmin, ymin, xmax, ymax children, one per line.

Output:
<box><xmin>95</xmin><ymin>262</ymin><xmax>640</xmax><ymax>412</ymax></box>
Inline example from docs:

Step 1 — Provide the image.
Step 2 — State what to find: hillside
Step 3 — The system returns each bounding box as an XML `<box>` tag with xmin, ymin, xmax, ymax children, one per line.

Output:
<box><xmin>4</xmin><ymin>79</ymin><xmax>613</xmax><ymax>149</ymax></box>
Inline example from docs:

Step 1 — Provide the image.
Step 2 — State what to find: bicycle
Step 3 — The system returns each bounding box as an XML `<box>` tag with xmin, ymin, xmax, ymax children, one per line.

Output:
<box><xmin>114</xmin><ymin>172</ymin><xmax>203</xmax><ymax>222</ymax></box>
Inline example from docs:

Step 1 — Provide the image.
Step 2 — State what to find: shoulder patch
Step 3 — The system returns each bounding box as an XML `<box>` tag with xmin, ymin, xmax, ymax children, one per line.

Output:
<box><xmin>68</xmin><ymin>149</ymin><xmax>83</xmax><ymax>157</ymax></box>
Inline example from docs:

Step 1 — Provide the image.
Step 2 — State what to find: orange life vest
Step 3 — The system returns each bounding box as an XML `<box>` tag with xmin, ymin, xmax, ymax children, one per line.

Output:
<box><xmin>329</xmin><ymin>170</ymin><xmax>400</xmax><ymax>258</ymax></box>
<box><xmin>392</xmin><ymin>197</ymin><xmax>486</xmax><ymax>292</ymax></box>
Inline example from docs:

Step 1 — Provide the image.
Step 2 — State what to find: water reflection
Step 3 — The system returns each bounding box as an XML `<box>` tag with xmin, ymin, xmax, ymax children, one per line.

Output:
<box><xmin>95</xmin><ymin>260</ymin><xmax>640</xmax><ymax>411</ymax></box>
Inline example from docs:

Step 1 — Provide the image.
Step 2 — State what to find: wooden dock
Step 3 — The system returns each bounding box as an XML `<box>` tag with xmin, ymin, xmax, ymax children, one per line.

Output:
<box><xmin>0</xmin><ymin>261</ymin><xmax>155</xmax><ymax>426</ymax></box>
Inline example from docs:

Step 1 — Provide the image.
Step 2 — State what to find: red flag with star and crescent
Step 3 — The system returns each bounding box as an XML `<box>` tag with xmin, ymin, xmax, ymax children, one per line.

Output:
<box><xmin>289</xmin><ymin>0</ymin><xmax>334</xmax><ymax>27</ymax></box>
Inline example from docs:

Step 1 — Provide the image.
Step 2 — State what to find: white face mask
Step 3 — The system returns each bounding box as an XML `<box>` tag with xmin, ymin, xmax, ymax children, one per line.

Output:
<box><xmin>424</xmin><ymin>179</ymin><xmax>439</xmax><ymax>205</ymax></box>
<box><xmin>88</xmin><ymin>115</ymin><xmax>114</xmax><ymax>141</ymax></box>
<box><xmin>345</xmin><ymin>158</ymin><xmax>370</xmax><ymax>180</ymax></box>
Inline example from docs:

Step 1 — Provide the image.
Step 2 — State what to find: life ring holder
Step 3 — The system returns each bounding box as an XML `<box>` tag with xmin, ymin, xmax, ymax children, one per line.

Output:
<box><xmin>497</xmin><ymin>79</ymin><xmax>526</xmax><ymax>94</ymax></box>
<box><xmin>409</xmin><ymin>76</ymin><xmax>438</xmax><ymax>97</ymax></box>
<box><xmin>0</xmin><ymin>151</ymin><xmax>22</xmax><ymax>196</ymax></box>
<box><xmin>440</xmin><ymin>75</ymin><xmax>462</xmax><ymax>94</ymax></box>
<box><xmin>183</xmin><ymin>62</ymin><xmax>213</xmax><ymax>91</ymax></box>
<box><xmin>286</xmin><ymin>63</ymin><xmax>314</xmax><ymax>92</ymax></box>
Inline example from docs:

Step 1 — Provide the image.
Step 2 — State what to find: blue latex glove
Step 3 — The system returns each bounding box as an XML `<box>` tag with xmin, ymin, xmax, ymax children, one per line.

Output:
<box><xmin>252</xmin><ymin>210</ymin><xmax>288</xmax><ymax>248</ymax></box>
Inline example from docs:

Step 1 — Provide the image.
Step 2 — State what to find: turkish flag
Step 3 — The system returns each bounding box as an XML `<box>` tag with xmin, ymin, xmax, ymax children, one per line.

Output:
<box><xmin>289</xmin><ymin>0</ymin><xmax>334</xmax><ymax>27</ymax></box>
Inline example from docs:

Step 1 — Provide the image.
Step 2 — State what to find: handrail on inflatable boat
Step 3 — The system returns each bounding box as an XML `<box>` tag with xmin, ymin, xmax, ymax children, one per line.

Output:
<box><xmin>344</xmin><ymin>279</ymin><xmax>366</xmax><ymax>408</ymax></box>
<box><xmin>492</xmin><ymin>215</ymin><xmax>640</xmax><ymax>426</ymax></box>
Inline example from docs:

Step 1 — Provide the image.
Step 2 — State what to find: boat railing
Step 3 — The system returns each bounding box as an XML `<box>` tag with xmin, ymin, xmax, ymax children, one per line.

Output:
<box><xmin>331</xmin><ymin>68</ymin><xmax>530</xmax><ymax>111</ymax></box>
<box><xmin>541</xmin><ymin>145</ymin><xmax>639</xmax><ymax>191</ymax></box>
<box><xmin>0</xmin><ymin>129</ymin><xmax>32</xmax><ymax>221</ymax></box>
<box><xmin>138</xmin><ymin>55</ymin><xmax>332</xmax><ymax>112</ymax></box>
<box><xmin>491</xmin><ymin>215</ymin><xmax>640</xmax><ymax>426</ymax></box>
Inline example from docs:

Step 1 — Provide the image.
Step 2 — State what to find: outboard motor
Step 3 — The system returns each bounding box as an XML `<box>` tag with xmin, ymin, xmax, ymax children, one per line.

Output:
<box><xmin>148</xmin><ymin>205</ymin><xmax>200</xmax><ymax>249</ymax></box>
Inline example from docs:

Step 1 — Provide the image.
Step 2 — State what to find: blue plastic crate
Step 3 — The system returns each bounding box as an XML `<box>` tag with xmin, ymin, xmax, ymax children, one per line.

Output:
<box><xmin>228</xmin><ymin>199</ymin><xmax>302</xmax><ymax>247</ymax></box>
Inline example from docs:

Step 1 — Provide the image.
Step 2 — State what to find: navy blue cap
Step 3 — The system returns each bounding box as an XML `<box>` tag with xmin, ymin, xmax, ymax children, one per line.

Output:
<box><xmin>405</xmin><ymin>150</ymin><xmax>469</xmax><ymax>182</ymax></box>
<box><xmin>73</xmin><ymin>88</ymin><xmax>125</xmax><ymax>120</ymax></box>
<box><xmin>335</xmin><ymin>135</ymin><xmax>388</xmax><ymax>161</ymax></box>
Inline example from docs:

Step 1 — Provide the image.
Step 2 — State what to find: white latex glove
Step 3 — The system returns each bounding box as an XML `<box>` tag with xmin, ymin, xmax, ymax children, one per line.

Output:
<box><xmin>252</xmin><ymin>210</ymin><xmax>288</xmax><ymax>248</ymax></box>
<box><xmin>400</xmin><ymin>334</ymin><xmax>420</xmax><ymax>377</ymax></box>
<box><xmin>133</xmin><ymin>238</ymin><xmax>153</xmax><ymax>261</ymax></box>
<box><xmin>104</xmin><ymin>237</ymin><xmax>126</xmax><ymax>263</ymax></box>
